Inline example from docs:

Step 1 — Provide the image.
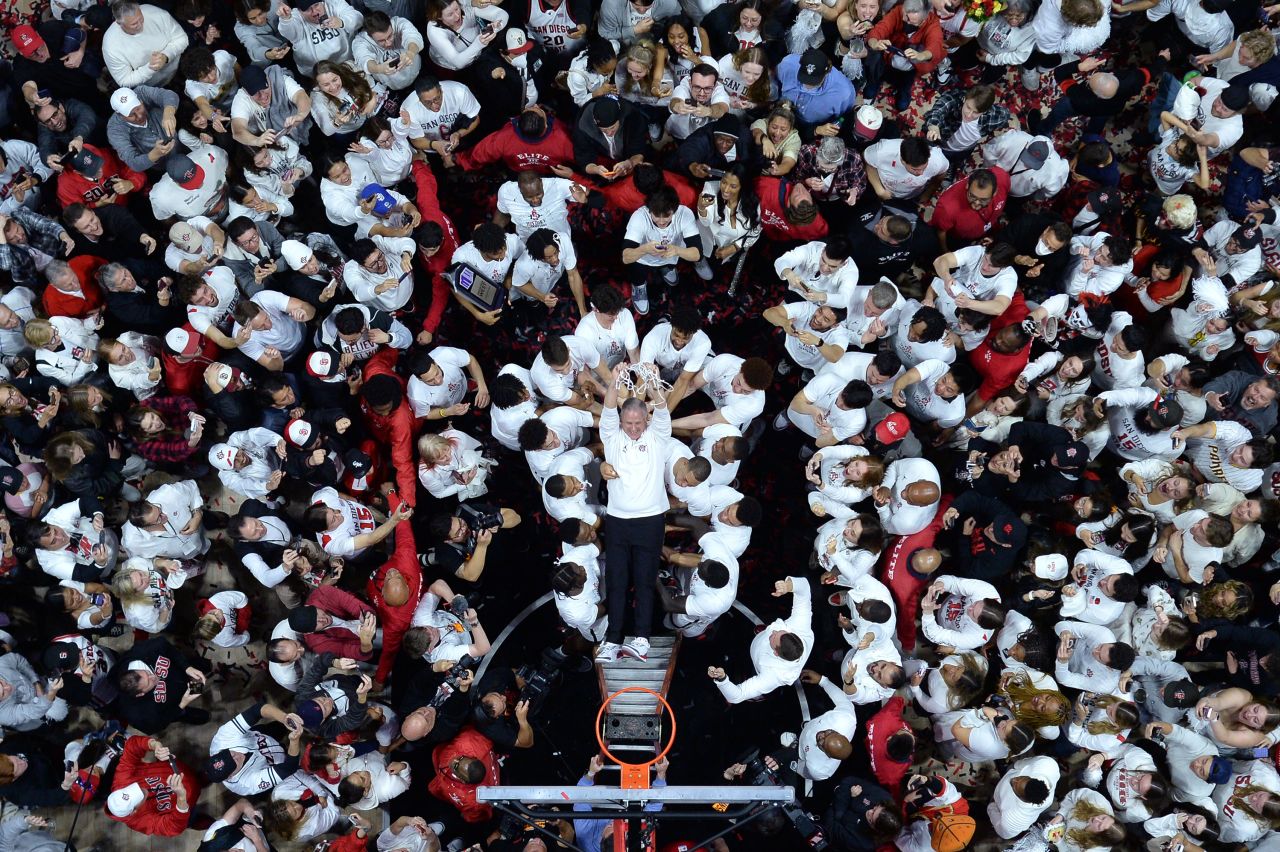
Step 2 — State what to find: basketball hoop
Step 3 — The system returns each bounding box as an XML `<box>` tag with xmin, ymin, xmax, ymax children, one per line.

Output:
<box><xmin>595</xmin><ymin>686</ymin><xmax>676</xmax><ymax>790</ymax></box>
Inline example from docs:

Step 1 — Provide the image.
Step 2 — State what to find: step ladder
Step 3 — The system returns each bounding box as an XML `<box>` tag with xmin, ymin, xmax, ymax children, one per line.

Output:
<box><xmin>596</xmin><ymin>635</ymin><xmax>680</xmax><ymax>756</ymax></box>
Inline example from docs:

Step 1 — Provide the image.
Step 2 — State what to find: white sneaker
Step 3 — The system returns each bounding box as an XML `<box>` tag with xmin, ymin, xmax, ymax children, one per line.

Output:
<box><xmin>596</xmin><ymin>642</ymin><xmax>621</xmax><ymax>662</ymax></box>
<box><xmin>773</xmin><ymin>411</ymin><xmax>790</xmax><ymax>431</ymax></box>
<box><xmin>935</xmin><ymin>57</ymin><xmax>951</xmax><ymax>85</ymax></box>
<box><xmin>694</xmin><ymin>258</ymin><xmax>713</xmax><ymax>281</ymax></box>
<box><xmin>1021</xmin><ymin>68</ymin><xmax>1042</xmax><ymax>91</ymax></box>
<box><xmin>663</xmin><ymin>266</ymin><xmax>678</xmax><ymax>286</ymax></box>
<box><xmin>632</xmin><ymin>284</ymin><xmax>650</xmax><ymax>315</ymax></box>
<box><xmin>780</xmin><ymin>732</ymin><xmax>798</xmax><ymax>748</ymax></box>
<box><xmin>620</xmin><ymin>637</ymin><xmax>650</xmax><ymax>661</ymax></box>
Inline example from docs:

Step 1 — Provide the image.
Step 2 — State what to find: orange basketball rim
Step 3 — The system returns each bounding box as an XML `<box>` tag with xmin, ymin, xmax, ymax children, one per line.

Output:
<box><xmin>594</xmin><ymin>686</ymin><xmax>676</xmax><ymax>790</ymax></box>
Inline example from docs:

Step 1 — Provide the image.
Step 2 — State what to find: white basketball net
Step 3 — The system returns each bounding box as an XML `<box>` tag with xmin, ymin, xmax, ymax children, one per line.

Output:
<box><xmin>615</xmin><ymin>362</ymin><xmax>672</xmax><ymax>397</ymax></box>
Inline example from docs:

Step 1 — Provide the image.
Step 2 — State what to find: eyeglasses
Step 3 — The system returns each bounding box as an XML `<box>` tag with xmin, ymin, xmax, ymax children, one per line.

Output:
<box><xmin>690</xmin><ymin>83</ymin><xmax>716</xmax><ymax>93</ymax></box>
<box><xmin>967</xmin><ymin>190</ymin><xmax>994</xmax><ymax>208</ymax></box>
<box><xmin>0</xmin><ymin>389</ymin><xmax>20</xmax><ymax>409</ymax></box>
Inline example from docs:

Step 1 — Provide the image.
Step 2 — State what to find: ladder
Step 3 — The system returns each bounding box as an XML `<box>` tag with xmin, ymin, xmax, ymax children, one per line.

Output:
<box><xmin>596</xmin><ymin>635</ymin><xmax>680</xmax><ymax>756</ymax></box>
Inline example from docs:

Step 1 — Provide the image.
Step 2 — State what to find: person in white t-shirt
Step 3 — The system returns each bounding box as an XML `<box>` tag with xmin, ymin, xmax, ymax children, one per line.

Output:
<box><xmin>530</xmin><ymin>333</ymin><xmax>611</xmax><ymax>409</ymax></box>
<box><xmin>572</xmin><ymin>284</ymin><xmax>639</xmax><ymax>369</ymax></box>
<box><xmin>543</xmin><ymin>447</ymin><xmax>603</xmax><ymax>526</ymax></box>
<box><xmin>305</xmin><ymin>486</ymin><xmax>410</xmax><ymax>559</ymax></box>
<box><xmin>519</xmin><ymin>406</ymin><xmax>597</xmax><ymax>484</ymax></box>
<box><xmin>926</xmin><ymin>242</ymin><xmax>1018</xmax><ymax>350</ymax></box>
<box><xmin>177</xmin><ymin>266</ymin><xmax>242</xmax><ymax>350</ymax></box>
<box><xmin>774</xmin><ymin>236</ymin><xmax>860</xmax><ymax>309</ymax></box>
<box><xmin>494</xmin><ymin>172</ymin><xmax>585</xmax><ymax>239</ymax></box>
<box><xmin>342</xmin><ymin>235</ymin><xmax>417</xmax><ymax>313</ymax></box>
<box><xmin>693</xmin><ymin>422</ymin><xmax>747</xmax><ymax>487</ymax></box>
<box><xmin>785</xmin><ymin>375</ymin><xmax>873</xmax><ymax>444</ymax></box>
<box><xmin>891</xmin><ymin>357</ymin><xmax>973</xmax><ymax>430</ymax></box>
<box><xmin>989</xmin><ymin>756</ymin><xmax>1059</xmax><ymax>839</ymax></box>
<box><xmin>229</xmin><ymin>290</ymin><xmax>314</xmax><ymax>370</ymax></box>
<box><xmin>1092</xmin><ymin>311</ymin><xmax>1148</xmax><ymax>390</ymax></box>
<box><xmin>639</xmin><ymin>308</ymin><xmax>713</xmax><ymax>405</ymax></box>
<box><xmin>510</xmin><ymin>228</ymin><xmax>588</xmax><ymax>319</ymax></box>
<box><xmin>488</xmin><ymin>365</ymin><xmax>540</xmax><ymax>451</ymax></box>
<box><xmin>552</xmin><ymin>545</ymin><xmax>607</xmax><ymax>642</ymax></box>
<box><xmin>657</xmin><ymin>531</ymin><xmax>739</xmax><ymax>637</ymax></box>
<box><xmin>843</xmin><ymin>280</ymin><xmax>905</xmax><ymax>346</ymax></box>
<box><xmin>764</xmin><ymin>300</ymin><xmax>852</xmax><ymax>373</ymax></box>
<box><xmin>1154</xmin><ymin>509</ymin><xmax>1232</xmax><ymax>585</ymax></box>
<box><xmin>864</xmin><ymin>137</ymin><xmax>950</xmax><ymax>203</ymax></box>
<box><xmin>405</xmin><ymin>346</ymin><xmax>489</xmax><ymax>421</ymax></box>
<box><xmin>663</xmin><ymin>439</ymin><xmax>713</xmax><ymax>518</ymax></box>
<box><xmin>672</xmin><ymin>353</ymin><xmax>773</xmax><ymax>433</ymax></box>
<box><xmin>449</xmin><ymin>222</ymin><xmax>522</xmax><ymax>327</ymax></box>
<box><xmin>665</xmin><ymin>63</ymin><xmax>731</xmax><ymax>140</ymax></box>
<box><xmin>891</xmin><ymin>301</ymin><xmax>956</xmax><ymax>368</ymax></box>
<box><xmin>403</xmin><ymin>76</ymin><xmax>482</xmax><ymax>156</ymax></box>
<box><xmin>621</xmin><ymin>185</ymin><xmax>702</xmax><ymax>315</ymax></box>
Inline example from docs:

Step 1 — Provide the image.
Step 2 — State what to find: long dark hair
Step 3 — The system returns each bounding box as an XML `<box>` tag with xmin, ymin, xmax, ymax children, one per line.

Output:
<box><xmin>715</xmin><ymin>162</ymin><xmax>761</xmax><ymax>231</ymax></box>
<box><xmin>1101</xmin><ymin>511</ymin><xmax>1156</xmax><ymax>561</ymax></box>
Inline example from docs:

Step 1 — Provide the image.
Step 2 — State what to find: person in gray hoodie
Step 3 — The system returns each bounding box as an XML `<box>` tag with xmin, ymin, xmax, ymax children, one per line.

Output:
<box><xmin>598</xmin><ymin>0</ymin><xmax>682</xmax><ymax>44</ymax></box>
<box><xmin>0</xmin><ymin>652</ymin><xmax>68</xmax><ymax>732</ymax></box>
<box><xmin>0</xmin><ymin>813</ymin><xmax>65</xmax><ymax>852</ymax></box>
<box><xmin>105</xmin><ymin>85</ymin><xmax>178</xmax><ymax>173</ymax></box>
<box><xmin>277</xmin><ymin>0</ymin><xmax>365</xmax><ymax>76</ymax></box>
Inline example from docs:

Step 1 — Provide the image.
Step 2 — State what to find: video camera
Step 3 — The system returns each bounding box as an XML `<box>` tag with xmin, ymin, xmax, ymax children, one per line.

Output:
<box><xmin>457</xmin><ymin>502</ymin><xmax>503</xmax><ymax>534</ymax></box>
<box><xmin>516</xmin><ymin>647</ymin><xmax>572</xmax><ymax>717</ymax></box>
<box><xmin>736</xmin><ymin>748</ymin><xmax>828</xmax><ymax>850</ymax></box>
<box><xmin>429</xmin><ymin>653</ymin><xmax>479</xmax><ymax>709</ymax></box>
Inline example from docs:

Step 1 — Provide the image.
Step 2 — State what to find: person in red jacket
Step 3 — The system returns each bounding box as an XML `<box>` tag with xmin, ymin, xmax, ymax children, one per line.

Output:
<box><xmin>41</xmin><ymin>255</ymin><xmax>105</xmax><ymax>319</ymax></box>
<box><xmin>756</xmin><ymin>177</ymin><xmax>829</xmax><ymax>242</ymax></box>
<box><xmin>55</xmin><ymin>145</ymin><xmax>147</xmax><ymax>210</ymax></box>
<box><xmin>358</xmin><ymin>350</ymin><xmax>420</xmax><ymax>505</ymax></box>
<box><xmin>865</xmin><ymin>695</ymin><xmax>915</xmax><ymax>796</ymax></box>
<box><xmin>410</xmin><ymin>160</ymin><xmax>460</xmax><ymax>346</ymax></box>
<box><xmin>879</xmin><ymin>493</ymin><xmax>949</xmax><ymax>651</ymax></box>
<box><xmin>968</xmin><ymin>294</ymin><xmax>1031</xmax><ymax>402</ymax></box>
<box><xmin>864</xmin><ymin>0</ymin><xmax>945</xmax><ymax>111</ymax></box>
<box><xmin>161</xmin><ymin>329</ymin><xmax>220</xmax><ymax>399</ymax></box>
<box><xmin>599</xmin><ymin>163</ymin><xmax>700</xmax><ymax>215</ymax></box>
<box><xmin>427</xmin><ymin>727</ymin><xmax>500</xmax><ymax>824</ymax></box>
<box><xmin>106</xmin><ymin>735</ymin><xmax>201</xmax><ymax>837</ymax></box>
<box><xmin>455</xmin><ymin>105</ymin><xmax>576</xmax><ymax>174</ymax></box>
<box><xmin>288</xmin><ymin>585</ymin><xmax>378</xmax><ymax>660</ymax></box>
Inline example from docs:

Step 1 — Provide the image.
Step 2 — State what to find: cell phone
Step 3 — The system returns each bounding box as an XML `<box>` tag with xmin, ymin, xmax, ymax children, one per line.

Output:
<box><xmin>387</xmin><ymin>54</ymin><xmax>401</xmax><ymax>69</ymax></box>
<box><xmin>707</xmin><ymin>167</ymin><xmax>726</xmax><ymax>179</ymax></box>
<box><xmin>187</xmin><ymin>679</ymin><xmax>205</xmax><ymax>695</ymax></box>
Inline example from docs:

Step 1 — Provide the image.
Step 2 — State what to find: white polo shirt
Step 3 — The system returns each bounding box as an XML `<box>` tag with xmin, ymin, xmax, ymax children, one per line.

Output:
<box><xmin>700</xmin><ymin>354</ymin><xmax>764</xmax><ymax>429</ymax></box>
<box><xmin>230</xmin><ymin>290</ymin><xmax>305</xmax><ymax>362</ymax></box>
<box><xmin>640</xmin><ymin>322</ymin><xmax>712</xmax><ymax>384</ymax></box>
<box><xmin>530</xmin><ymin>334</ymin><xmax>601</xmax><ymax>403</ymax></box>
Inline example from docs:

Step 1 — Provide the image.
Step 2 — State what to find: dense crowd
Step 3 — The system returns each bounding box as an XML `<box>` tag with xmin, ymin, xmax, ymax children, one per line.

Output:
<box><xmin>1</xmin><ymin>0</ymin><xmax>1280</xmax><ymax>849</ymax></box>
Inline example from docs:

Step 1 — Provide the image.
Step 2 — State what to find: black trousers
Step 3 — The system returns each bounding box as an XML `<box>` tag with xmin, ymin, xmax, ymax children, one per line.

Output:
<box><xmin>604</xmin><ymin>512</ymin><xmax>666</xmax><ymax>644</ymax></box>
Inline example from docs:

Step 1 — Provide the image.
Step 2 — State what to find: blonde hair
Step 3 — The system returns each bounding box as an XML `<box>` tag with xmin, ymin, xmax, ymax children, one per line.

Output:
<box><xmin>1085</xmin><ymin>696</ymin><xmax>1139</xmax><ymax>735</ymax></box>
<box><xmin>23</xmin><ymin>319</ymin><xmax>55</xmax><ymax>349</ymax></box>
<box><xmin>417</xmin><ymin>433</ymin><xmax>453</xmax><ymax>466</ymax></box>
<box><xmin>620</xmin><ymin>43</ymin><xmax>660</xmax><ymax>97</ymax></box>
<box><xmin>1240</xmin><ymin>28</ymin><xmax>1277</xmax><ymax>64</ymax></box>
<box><xmin>194</xmin><ymin>610</ymin><xmax>224</xmax><ymax>641</ymax></box>
<box><xmin>111</xmin><ymin>566</ymin><xmax>154</xmax><ymax>606</ymax></box>
<box><xmin>1060</xmin><ymin>0</ymin><xmax>1103</xmax><ymax>26</ymax></box>
<box><xmin>1067</xmin><ymin>799</ymin><xmax>1124</xmax><ymax>849</ymax></box>
<box><xmin>1162</xmin><ymin>194</ymin><xmax>1197</xmax><ymax>230</ymax></box>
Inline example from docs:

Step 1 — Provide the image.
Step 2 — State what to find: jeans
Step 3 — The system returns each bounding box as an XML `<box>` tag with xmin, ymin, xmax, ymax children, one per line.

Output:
<box><xmin>1037</xmin><ymin>97</ymin><xmax>1110</xmax><ymax>137</ymax></box>
<box><xmin>603</xmin><ymin>512</ymin><xmax>666</xmax><ymax>643</ymax></box>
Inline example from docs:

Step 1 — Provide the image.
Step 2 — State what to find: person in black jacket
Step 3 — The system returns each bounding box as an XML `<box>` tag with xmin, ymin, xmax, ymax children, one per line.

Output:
<box><xmin>203</xmin><ymin>362</ymin><xmax>259</xmax><ymax>433</ymax></box>
<box><xmin>1033</xmin><ymin>50</ymin><xmax>1170</xmax><ymax>137</ymax></box>
<box><xmin>293</xmin><ymin>653</ymin><xmax>372</xmax><ymax>738</ymax></box>
<box><xmin>969</xmin><ymin>422</ymin><xmax>1093</xmax><ymax>504</ymax></box>
<box><xmin>0</xmin><ymin>736</ymin><xmax>70</xmax><ymax>808</ymax></box>
<box><xmin>673</xmin><ymin>115</ymin><xmax>758</xmax><ymax>182</ymax></box>
<box><xmin>63</xmin><ymin>203</ymin><xmax>157</xmax><ymax>263</ymax></box>
<box><xmin>0</xmin><ymin>375</ymin><xmax>62</xmax><ymax>462</ymax></box>
<box><xmin>44</xmin><ymin>428</ymin><xmax>125</xmax><ymax>511</ymax></box>
<box><xmin>99</xmin><ymin>260</ymin><xmax>182</xmax><ymax>337</ymax></box>
<box><xmin>824</xmin><ymin>775</ymin><xmax>902</xmax><ymax>852</ymax></box>
<box><xmin>995</xmin><ymin>213</ymin><xmax>1072</xmax><ymax>302</ymax></box>
<box><xmin>111</xmin><ymin>637</ymin><xmax>210</xmax><ymax>734</ymax></box>
<box><xmin>938</xmin><ymin>489</ymin><xmax>1027</xmax><ymax>582</ymax></box>
<box><xmin>847</xmin><ymin>211</ymin><xmax>939</xmax><ymax>282</ymax></box>
<box><xmin>472</xmin><ymin>29</ymin><xmax>553</xmax><ymax>139</ymax></box>
<box><xmin>573</xmin><ymin>96</ymin><xmax>649</xmax><ymax>182</ymax></box>
<box><xmin>1198</xmin><ymin>623</ymin><xmax>1280</xmax><ymax>695</ymax></box>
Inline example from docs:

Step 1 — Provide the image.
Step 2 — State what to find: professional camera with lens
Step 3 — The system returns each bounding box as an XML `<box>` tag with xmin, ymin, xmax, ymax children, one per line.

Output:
<box><xmin>737</xmin><ymin>749</ymin><xmax>829</xmax><ymax>850</ymax></box>
<box><xmin>457</xmin><ymin>502</ymin><xmax>503</xmax><ymax>535</ymax></box>
<box><xmin>516</xmin><ymin>648</ymin><xmax>572</xmax><ymax>717</ymax></box>
<box><xmin>429</xmin><ymin>654</ymin><xmax>479</xmax><ymax>709</ymax></box>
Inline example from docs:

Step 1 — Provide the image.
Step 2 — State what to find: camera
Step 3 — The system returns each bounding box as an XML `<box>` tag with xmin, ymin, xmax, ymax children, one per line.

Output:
<box><xmin>516</xmin><ymin>647</ymin><xmax>571</xmax><ymax>717</ymax></box>
<box><xmin>429</xmin><ymin>653</ymin><xmax>479</xmax><ymax>709</ymax></box>
<box><xmin>737</xmin><ymin>749</ymin><xmax>828</xmax><ymax>850</ymax></box>
<box><xmin>457</xmin><ymin>502</ymin><xmax>503</xmax><ymax>534</ymax></box>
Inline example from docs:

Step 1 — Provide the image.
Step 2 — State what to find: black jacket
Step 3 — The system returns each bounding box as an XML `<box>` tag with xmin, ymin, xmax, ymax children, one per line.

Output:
<box><xmin>573</xmin><ymin>97</ymin><xmax>649</xmax><ymax>174</ymax></box>
<box><xmin>999</xmin><ymin>211</ymin><xmax>1071</xmax><ymax>294</ymax></box>
<box><xmin>295</xmin><ymin>653</ymin><xmax>369</xmax><ymax>739</ymax></box>
<box><xmin>825</xmin><ymin>775</ymin><xmax>895</xmax><ymax>852</ymax></box>
<box><xmin>847</xmin><ymin>213</ymin><xmax>939</xmax><ymax>281</ymax></box>
<box><xmin>940</xmin><ymin>489</ymin><xmax>1026</xmax><ymax>582</ymax></box>
<box><xmin>69</xmin><ymin>205</ymin><xmax>150</xmax><ymax>263</ymax></box>
<box><xmin>1054</xmin><ymin>56</ymin><xmax>1166</xmax><ymax>116</ymax></box>
<box><xmin>472</xmin><ymin>44</ymin><xmax>553</xmax><ymax>139</ymax></box>
<box><xmin>59</xmin><ymin>429</ymin><xmax>124</xmax><ymax>509</ymax></box>
<box><xmin>672</xmin><ymin>115</ymin><xmax>760</xmax><ymax>181</ymax></box>
<box><xmin>111</xmin><ymin>637</ymin><xmax>203</xmax><ymax>734</ymax></box>
<box><xmin>0</xmin><ymin>738</ymin><xmax>68</xmax><ymax>807</ymax></box>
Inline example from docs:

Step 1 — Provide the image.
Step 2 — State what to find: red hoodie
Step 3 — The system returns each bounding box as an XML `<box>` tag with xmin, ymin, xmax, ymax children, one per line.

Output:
<box><xmin>55</xmin><ymin>144</ymin><xmax>148</xmax><ymax>210</ymax></box>
<box><xmin>866</xmin><ymin>7</ymin><xmax>946</xmax><ymax>76</ymax></box>
<box><xmin>456</xmin><ymin>115</ymin><xmax>575</xmax><ymax>174</ymax></box>
<box><xmin>108</xmin><ymin>736</ymin><xmax>201</xmax><ymax>836</ymax></box>
<box><xmin>42</xmin><ymin>255</ymin><xmax>106</xmax><ymax>319</ymax></box>
<box><xmin>879</xmin><ymin>493</ymin><xmax>952</xmax><ymax>651</ymax></box>
<box><xmin>366</xmin><ymin>491</ymin><xmax>422</xmax><ymax>685</ymax></box>
<box><xmin>411</xmin><ymin>161</ymin><xmax>461</xmax><ymax>342</ymax></box>
<box><xmin>865</xmin><ymin>696</ymin><xmax>912</xmax><ymax>795</ymax></box>
<box><xmin>428</xmin><ymin>728</ymin><xmax>499</xmax><ymax>823</ymax></box>
<box><xmin>359</xmin><ymin>349</ymin><xmax>419</xmax><ymax>504</ymax></box>
<box><xmin>600</xmin><ymin>169</ymin><xmax>700</xmax><ymax>214</ymax></box>
<box><xmin>756</xmin><ymin>177</ymin><xmax>829</xmax><ymax>242</ymax></box>
<box><xmin>968</xmin><ymin>292</ymin><xmax>1031</xmax><ymax>401</ymax></box>
<box><xmin>301</xmin><ymin>585</ymin><xmax>376</xmax><ymax>659</ymax></box>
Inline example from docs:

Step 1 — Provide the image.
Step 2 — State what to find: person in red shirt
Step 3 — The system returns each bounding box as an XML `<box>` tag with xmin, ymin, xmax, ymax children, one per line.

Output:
<box><xmin>427</xmin><ymin>727</ymin><xmax>500</xmax><ymax>824</ymax></box>
<box><xmin>161</xmin><ymin>329</ymin><xmax>220</xmax><ymax>399</ymax></box>
<box><xmin>878</xmin><ymin>493</ymin><xmax>949</xmax><ymax>651</ymax></box>
<box><xmin>968</xmin><ymin>294</ymin><xmax>1032</xmax><ymax>402</ymax></box>
<box><xmin>287</xmin><ymin>585</ymin><xmax>378</xmax><ymax>660</ymax></box>
<box><xmin>929</xmin><ymin>167</ymin><xmax>1010</xmax><ymax>251</ymax></box>
<box><xmin>864</xmin><ymin>0</ymin><xmax>945</xmax><ymax>110</ymax></box>
<box><xmin>599</xmin><ymin>163</ymin><xmax>700</xmax><ymax>215</ymax></box>
<box><xmin>455</xmin><ymin>105</ymin><xmax>575</xmax><ymax>174</ymax></box>
<box><xmin>410</xmin><ymin>160</ymin><xmax>461</xmax><ymax>346</ymax></box>
<box><xmin>105</xmin><ymin>735</ymin><xmax>201</xmax><ymax>837</ymax></box>
<box><xmin>41</xmin><ymin>255</ymin><xmax>105</xmax><ymax>319</ymax></box>
<box><xmin>358</xmin><ymin>350</ymin><xmax>420</xmax><ymax>504</ymax></box>
<box><xmin>865</xmin><ymin>695</ymin><xmax>915</xmax><ymax>795</ymax></box>
<box><xmin>55</xmin><ymin>145</ymin><xmax>147</xmax><ymax>211</ymax></box>
<box><xmin>756</xmin><ymin>177</ymin><xmax>829</xmax><ymax>242</ymax></box>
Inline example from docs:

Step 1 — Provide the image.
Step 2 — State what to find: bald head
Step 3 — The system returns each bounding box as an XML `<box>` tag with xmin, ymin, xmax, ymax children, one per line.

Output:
<box><xmin>903</xmin><ymin>481</ymin><xmax>940</xmax><ymax>507</ymax></box>
<box><xmin>821</xmin><ymin>731</ymin><xmax>852</xmax><ymax>759</ymax></box>
<box><xmin>911</xmin><ymin>547</ymin><xmax>942</xmax><ymax>575</ymax></box>
<box><xmin>382</xmin><ymin>569</ymin><xmax>410</xmax><ymax>607</ymax></box>
<box><xmin>401</xmin><ymin>706</ymin><xmax>437</xmax><ymax>741</ymax></box>
<box><xmin>1089</xmin><ymin>72</ymin><xmax>1119</xmax><ymax>98</ymax></box>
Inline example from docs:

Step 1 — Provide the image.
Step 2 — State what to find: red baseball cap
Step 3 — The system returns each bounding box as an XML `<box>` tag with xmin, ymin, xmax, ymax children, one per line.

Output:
<box><xmin>874</xmin><ymin>412</ymin><xmax>909</xmax><ymax>446</ymax></box>
<box><xmin>12</xmin><ymin>25</ymin><xmax>45</xmax><ymax>58</ymax></box>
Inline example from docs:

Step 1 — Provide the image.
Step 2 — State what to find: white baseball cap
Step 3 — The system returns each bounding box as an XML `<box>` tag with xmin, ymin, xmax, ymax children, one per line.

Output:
<box><xmin>1034</xmin><ymin>553</ymin><xmax>1068</xmax><ymax>582</ymax></box>
<box><xmin>107</xmin><ymin>782</ymin><xmax>145</xmax><ymax>818</ymax></box>
<box><xmin>209</xmin><ymin>443</ymin><xmax>237</xmax><ymax>472</ymax></box>
<box><xmin>111</xmin><ymin>88</ymin><xmax>142</xmax><ymax>117</ymax></box>
<box><xmin>286</xmin><ymin>418</ymin><xmax>314</xmax><ymax>448</ymax></box>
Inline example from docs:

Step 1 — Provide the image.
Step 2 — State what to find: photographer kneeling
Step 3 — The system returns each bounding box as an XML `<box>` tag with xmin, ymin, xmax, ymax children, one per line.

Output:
<box><xmin>426</xmin><ymin>501</ymin><xmax>522</xmax><ymax>587</ymax></box>
<box><xmin>473</xmin><ymin>669</ymin><xmax>535</xmax><ymax>750</ymax></box>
